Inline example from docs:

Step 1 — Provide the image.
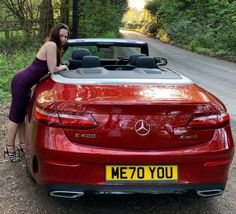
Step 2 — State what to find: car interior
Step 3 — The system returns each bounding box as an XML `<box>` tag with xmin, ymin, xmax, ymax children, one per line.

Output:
<box><xmin>66</xmin><ymin>48</ymin><xmax>167</xmax><ymax>71</ymax></box>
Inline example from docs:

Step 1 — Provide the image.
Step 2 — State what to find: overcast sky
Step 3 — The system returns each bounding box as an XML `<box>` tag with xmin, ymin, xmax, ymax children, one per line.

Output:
<box><xmin>128</xmin><ymin>0</ymin><xmax>146</xmax><ymax>10</ymax></box>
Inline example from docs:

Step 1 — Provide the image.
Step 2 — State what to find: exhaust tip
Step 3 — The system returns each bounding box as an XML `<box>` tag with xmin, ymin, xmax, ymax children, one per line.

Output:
<box><xmin>49</xmin><ymin>190</ymin><xmax>84</xmax><ymax>199</ymax></box>
<box><xmin>196</xmin><ymin>189</ymin><xmax>223</xmax><ymax>197</ymax></box>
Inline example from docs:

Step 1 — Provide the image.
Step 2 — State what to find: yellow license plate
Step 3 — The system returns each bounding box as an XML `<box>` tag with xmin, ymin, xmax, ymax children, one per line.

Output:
<box><xmin>106</xmin><ymin>165</ymin><xmax>178</xmax><ymax>183</ymax></box>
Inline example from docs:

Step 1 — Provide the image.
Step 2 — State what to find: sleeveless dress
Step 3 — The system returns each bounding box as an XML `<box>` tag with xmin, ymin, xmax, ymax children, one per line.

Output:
<box><xmin>9</xmin><ymin>58</ymin><xmax>49</xmax><ymax>123</ymax></box>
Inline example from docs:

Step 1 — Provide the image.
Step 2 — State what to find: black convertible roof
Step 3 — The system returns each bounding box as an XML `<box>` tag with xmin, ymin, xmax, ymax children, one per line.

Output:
<box><xmin>67</xmin><ymin>38</ymin><xmax>149</xmax><ymax>55</ymax></box>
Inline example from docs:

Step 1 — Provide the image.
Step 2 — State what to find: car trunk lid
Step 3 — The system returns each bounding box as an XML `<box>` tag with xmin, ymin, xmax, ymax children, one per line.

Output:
<box><xmin>51</xmin><ymin>83</ymin><xmax>227</xmax><ymax>149</ymax></box>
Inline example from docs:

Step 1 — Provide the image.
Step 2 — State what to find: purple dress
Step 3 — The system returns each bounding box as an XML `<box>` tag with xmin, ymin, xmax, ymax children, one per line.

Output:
<box><xmin>9</xmin><ymin>58</ymin><xmax>49</xmax><ymax>123</ymax></box>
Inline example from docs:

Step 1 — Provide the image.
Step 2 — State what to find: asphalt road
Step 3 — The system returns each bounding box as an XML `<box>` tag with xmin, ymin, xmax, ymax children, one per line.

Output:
<box><xmin>1</xmin><ymin>31</ymin><xmax>235</xmax><ymax>214</ymax></box>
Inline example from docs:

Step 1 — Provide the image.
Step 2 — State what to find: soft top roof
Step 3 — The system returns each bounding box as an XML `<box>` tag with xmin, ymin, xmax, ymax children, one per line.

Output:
<box><xmin>67</xmin><ymin>38</ymin><xmax>149</xmax><ymax>55</ymax></box>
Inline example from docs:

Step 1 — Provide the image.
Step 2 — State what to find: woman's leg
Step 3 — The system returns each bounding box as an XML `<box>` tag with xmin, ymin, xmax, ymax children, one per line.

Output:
<box><xmin>7</xmin><ymin>120</ymin><xmax>19</xmax><ymax>152</ymax></box>
<box><xmin>18</xmin><ymin>122</ymin><xmax>26</xmax><ymax>143</ymax></box>
<box><xmin>17</xmin><ymin>122</ymin><xmax>26</xmax><ymax>152</ymax></box>
<box><xmin>5</xmin><ymin>120</ymin><xmax>21</xmax><ymax>162</ymax></box>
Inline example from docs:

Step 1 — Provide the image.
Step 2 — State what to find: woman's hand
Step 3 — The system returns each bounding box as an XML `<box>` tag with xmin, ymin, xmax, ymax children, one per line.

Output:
<box><xmin>51</xmin><ymin>64</ymin><xmax>68</xmax><ymax>74</ymax></box>
<box><xmin>59</xmin><ymin>64</ymin><xmax>68</xmax><ymax>71</ymax></box>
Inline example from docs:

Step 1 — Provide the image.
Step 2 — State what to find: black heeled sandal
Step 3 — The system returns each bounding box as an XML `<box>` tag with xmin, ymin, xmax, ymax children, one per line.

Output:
<box><xmin>17</xmin><ymin>142</ymin><xmax>26</xmax><ymax>158</ymax></box>
<box><xmin>3</xmin><ymin>145</ymin><xmax>20</xmax><ymax>162</ymax></box>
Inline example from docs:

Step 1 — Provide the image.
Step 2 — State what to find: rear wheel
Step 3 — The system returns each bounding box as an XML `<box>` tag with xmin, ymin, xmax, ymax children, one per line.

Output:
<box><xmin>26</xmin><ymin>163</ymin><xmax>36</xmax><ymax>183</ymax></box>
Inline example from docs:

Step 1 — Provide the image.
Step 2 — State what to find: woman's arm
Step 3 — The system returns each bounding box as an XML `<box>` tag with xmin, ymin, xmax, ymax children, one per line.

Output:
<box><xmin>45</xmin><ymin>41</ymin><xmax>68</xmax><ymax>73</ymax></box>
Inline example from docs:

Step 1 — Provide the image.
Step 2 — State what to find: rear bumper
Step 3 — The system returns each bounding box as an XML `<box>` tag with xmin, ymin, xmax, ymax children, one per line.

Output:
<box><xmin>36</xmin><ymin>157</ymin><xmax>233</xmax><ymax>185</ymax></box>
<box><xmin>46</xmin><ymin>183</ymin><xmax>225</xmax><ymax>198</ymax></box>
<box><xmin>27</xmin><ymin>125</ymin><xmax>234</xmax><ymax>196</ymax></box>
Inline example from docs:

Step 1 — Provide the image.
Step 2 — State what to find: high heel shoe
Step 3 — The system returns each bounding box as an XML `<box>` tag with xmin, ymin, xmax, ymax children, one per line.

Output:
<box><xmin>3</xmin><ymin>145</ymin><xmax>20</xmax><ymax>162</ymax></box>
<box><xmin>17</xmin><ymin>142</ymin><xmax>26</xmax><ymax>158</ymax></box>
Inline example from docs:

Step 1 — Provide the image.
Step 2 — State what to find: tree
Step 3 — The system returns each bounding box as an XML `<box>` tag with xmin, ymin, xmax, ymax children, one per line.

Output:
<box><xmin>60</xmin><ymin>0</ymin><xmax>70</xmax><ymax>25</ymax></box>
<box><xmin>0</xmin><ymin>0</ymin><xmax>40</xmax><ymax>37</ymax></box>
<box><xmin>72</xmin><ymin>0</ymin><xmax>78</xmax><ymax>38</ymax></box>
<box><xmin>39</xmin><ymin>0</ymin><xmax>54</xmax><ymax>41</ymax></box>
<box><xmin>78</xmin><ymin>0</ymin><xmax>127</xmax><ymax>37</ymax></box>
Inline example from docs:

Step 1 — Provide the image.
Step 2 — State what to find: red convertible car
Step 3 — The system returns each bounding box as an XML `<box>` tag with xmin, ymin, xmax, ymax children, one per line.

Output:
<box><xmin>25</xmin><ymin>38</ymin><xmax>234</xmax><ymax>199</ymax></box>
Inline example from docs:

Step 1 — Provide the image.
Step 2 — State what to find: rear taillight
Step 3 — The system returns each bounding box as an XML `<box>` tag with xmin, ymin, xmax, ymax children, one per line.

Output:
<box><xmin>186</xmin><ymin>112</ymin><xmax>230</xmax><ymax>129</ymax></box>
<box><xmin>34</xmin><ymin>90</ymin><xmax>60</xmax><ymax>127</ymax></box>
<box><xmin>34</xmin><ymin>107</ymin><xmax>97</xmax><ymax>129</ymax></box>
<box><xmin>34</xmin><ymin>106</ymin><xmax>60</xmax><ymax>127</ymax></box>
<box><xmin>59</xmin><ymin>112</ymin><xmax>97</xmax><ymax>129</ymax></box>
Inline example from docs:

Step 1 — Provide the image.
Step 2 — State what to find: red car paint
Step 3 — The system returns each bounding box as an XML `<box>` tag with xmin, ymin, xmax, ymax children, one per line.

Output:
<box><xmin>25</xmin><ymin>78</ymin><xmax>234</xmax><ymax>196</ymax></box>
<box><xmin>25</xmin><ymin>39</ymin><xmax>234</xmax><ymax>198</ymax></box>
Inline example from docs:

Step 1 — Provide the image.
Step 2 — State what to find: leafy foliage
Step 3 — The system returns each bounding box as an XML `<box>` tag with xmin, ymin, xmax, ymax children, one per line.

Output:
<box><xmin>78</xmin><ymin>0</ymin><xmax>127</xmax><ymax>38</ymax></box>
<box><xmin>125</xmin><ymin>0</ymin><xmax>236</xmax><ymax>61</ymax></box>
<box><xmin>122</xmin><ymin>8</ymin><xmax>159</xmax><ymax>37</ymax></box>
<box><xmin>0</xmin><ymin>0</ymin><xmax>41</xmax><ymax>37</ymax></box>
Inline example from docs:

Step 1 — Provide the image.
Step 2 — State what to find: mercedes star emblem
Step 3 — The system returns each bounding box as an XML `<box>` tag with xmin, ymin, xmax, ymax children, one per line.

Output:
<box><xmin>135</xmin><ymin>120</ymin><xmax>151</xmax><ymax>136</ymax></box>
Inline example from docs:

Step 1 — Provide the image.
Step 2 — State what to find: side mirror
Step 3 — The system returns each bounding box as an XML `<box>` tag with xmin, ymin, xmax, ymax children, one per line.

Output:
<box><xmin>154</xmin><ymin>57</ymin><xmax>168</xmax><ymax>66</ymax></box>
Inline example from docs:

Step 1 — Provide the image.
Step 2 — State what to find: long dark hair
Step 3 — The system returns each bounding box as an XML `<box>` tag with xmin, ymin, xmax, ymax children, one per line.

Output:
<box><xmin>48</xmin><ymin>23</ymin><xmax>70</xmax><ymax>65</ymax></box>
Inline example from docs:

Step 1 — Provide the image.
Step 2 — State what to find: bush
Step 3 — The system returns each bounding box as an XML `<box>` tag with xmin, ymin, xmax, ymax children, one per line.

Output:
<box><xmin>147</xmin><ymin>22</ymin><xmax>158</xmax><ymax>34</ymax></box>
<box><xmin>141</xmin><ymin>0</ymin><xmax>236</xmax><ymax>61</ymax></box>
<box><xmin>156</xmin><ymin>29</ymin><xmax>170</xmax><ymax>43</ymax></box>
<box><xmin>0</xmin><ymin>35</ymin><xmax>38</xmax><ymax>55</ymax></box>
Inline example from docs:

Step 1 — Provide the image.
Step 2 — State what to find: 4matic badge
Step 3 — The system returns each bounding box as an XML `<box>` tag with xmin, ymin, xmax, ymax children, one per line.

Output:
<box><xmin>134</xmin><ymin>120</ymin><xmax>151</xmax><ymax>136</ymax></box>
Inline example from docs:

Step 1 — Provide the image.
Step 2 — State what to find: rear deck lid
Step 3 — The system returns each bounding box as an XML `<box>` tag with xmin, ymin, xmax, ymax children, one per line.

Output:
<box><xmin>51</xmin><ymin>83</ymin><xmax>227</xmax><ymax>149</ymax></box>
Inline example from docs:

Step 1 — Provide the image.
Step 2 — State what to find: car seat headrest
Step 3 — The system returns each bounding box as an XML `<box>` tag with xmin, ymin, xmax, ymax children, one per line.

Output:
<box><xmin>82</xmin><ymin>56</ymin><xmax>100</xmax><ymax>68</ymax></box>
<box><xmin>129</xmin><ymin>54</ymin><xmax>146</xmax><ymax>66</ymax></box>
<box><xmin>136</xmin><ymin>56</ymin><xmax>156</xmax><ymax>68</ymax></box>
<box><xmin>72</xmin><ymin>48</ymin><xmax>90</xmax><ymax>60</ymax></box>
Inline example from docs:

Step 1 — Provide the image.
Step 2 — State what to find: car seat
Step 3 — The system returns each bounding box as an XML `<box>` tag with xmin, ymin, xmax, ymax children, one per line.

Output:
<box><xmin>69</xmin><ymin>48</ymin><xmax>90</xmax><ymax>69</ymax></box>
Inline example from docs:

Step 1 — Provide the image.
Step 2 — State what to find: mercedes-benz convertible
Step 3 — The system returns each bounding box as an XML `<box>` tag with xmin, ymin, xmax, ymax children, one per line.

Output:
<box><xmin>25</xmin><ymin>38</ymin><xmax>234</xmax><ymax>199</ymax></box>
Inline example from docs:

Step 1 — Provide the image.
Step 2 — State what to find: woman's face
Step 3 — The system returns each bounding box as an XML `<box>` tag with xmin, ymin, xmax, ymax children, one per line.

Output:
<box><xmin>59</xmin><ymin>28</ymin><xmax>69</xmax><ymax>46</ymax></box>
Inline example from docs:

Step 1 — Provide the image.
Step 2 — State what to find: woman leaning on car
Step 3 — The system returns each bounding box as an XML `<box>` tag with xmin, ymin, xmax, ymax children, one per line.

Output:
<box><xmin>4</xmin><ymin>23</ymin><xmax>70</xmax><ymax>162</ymax></box>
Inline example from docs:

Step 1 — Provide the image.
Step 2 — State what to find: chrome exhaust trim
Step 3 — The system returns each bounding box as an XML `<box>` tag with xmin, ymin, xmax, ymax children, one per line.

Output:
<box><xmin>196</xmin><ymin>189</ymin><xmax>223</xmax><ymax>197</ymax></box>
<box><xmin>49</xmin><ymin>191</ymin><xmax>84</xmax><ymax>199</ymax></box>
<box><xmin>48</xmin><ymin>188</ymin><xmax>224</xmax><ymax>198</ymax></box>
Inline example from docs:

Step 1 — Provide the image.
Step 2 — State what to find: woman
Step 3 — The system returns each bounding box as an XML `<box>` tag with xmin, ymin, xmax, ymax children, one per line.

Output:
<box><xmin>4</xmin><ymin>23</ymin><xmax>70</xmax><ymax>162</ymax></box>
